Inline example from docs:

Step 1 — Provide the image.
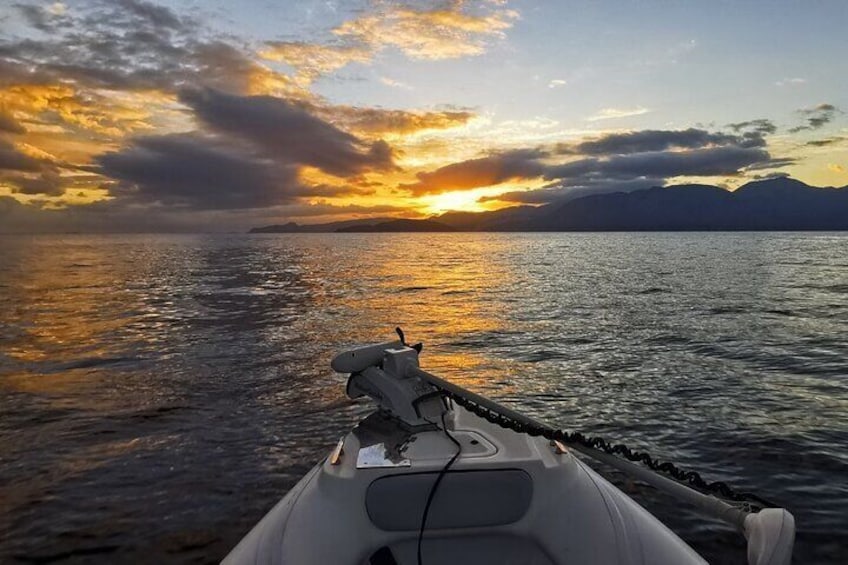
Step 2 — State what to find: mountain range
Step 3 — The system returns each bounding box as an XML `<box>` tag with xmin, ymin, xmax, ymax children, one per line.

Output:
<box><xmin>249</xmin><ymin>178</ymin><xmax>848</xmax><ymax>233</ymax></box>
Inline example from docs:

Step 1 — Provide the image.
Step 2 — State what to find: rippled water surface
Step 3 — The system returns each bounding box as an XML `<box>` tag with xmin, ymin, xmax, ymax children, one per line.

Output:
<box><xmin>1</xmin><ymin>233</ymin><xmax>847</xmax><ymax>564</ymax></box>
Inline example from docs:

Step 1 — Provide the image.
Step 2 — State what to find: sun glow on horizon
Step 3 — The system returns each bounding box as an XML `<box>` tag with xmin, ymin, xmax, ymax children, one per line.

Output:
<box><xmin>419</xmin><ymin>183</ymin><xmax>540</xmax><ymax>215</ymax></box>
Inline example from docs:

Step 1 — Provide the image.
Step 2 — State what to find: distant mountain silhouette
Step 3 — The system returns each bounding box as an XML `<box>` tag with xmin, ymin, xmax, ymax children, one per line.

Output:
<box><xmin>249</xmin><ymin>218</ymin><xmax>394</xmax><ymax>233</ymax></box>
<box><xmin>548</xmin><ymin>178</ymin><xmax>848</xmax><ymax>231</ymax></box>
<box><xmin>436</xmin><ymin>205</ymin><xmax>541</xmax><ymax>231</ymax></box>
<box><xmin>336</xmin><ymin>219</ymin><xmax>456</xmax><ymax>232</ymax></box>
<box><xmin>249</xmin><ymin>178</ymin><xmax>848</xmax><ymax>232</ymax></box>
<box><xmin>440</xmin><ymin>178</ymin><xmax>848</xmax><ymax>231</ymax></box>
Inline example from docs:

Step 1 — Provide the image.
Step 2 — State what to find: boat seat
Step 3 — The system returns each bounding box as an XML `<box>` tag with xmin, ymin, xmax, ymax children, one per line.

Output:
<box><xmin>365</xmin><ymin>469</ymin><xmax>533</xmax><ymax>531</ymax></box>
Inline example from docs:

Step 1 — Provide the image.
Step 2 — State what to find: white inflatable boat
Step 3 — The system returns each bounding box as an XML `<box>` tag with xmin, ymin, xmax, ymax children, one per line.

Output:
<box><xmin>224</xmin><ymin>333</ymin><xmax>795</xmax><ymax>565</ymax></box>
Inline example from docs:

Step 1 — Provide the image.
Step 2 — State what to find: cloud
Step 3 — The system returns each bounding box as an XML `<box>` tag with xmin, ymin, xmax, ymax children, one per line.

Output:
<box><xmin>789</xmin><ymin>103</ymin><xmax>840</xmax><ymax>133</ymax></box>
<box><xmin>545</xmin><ymin>146</ymin><xmax>773</xmax><ymax>180</ymax></box>
<box><xmin>259</xmin><ymin>41</ymin><xmax>371</xmax><ymax>84</ymax></box>
<box><xmin>303</xmin><ymin>183</ymin><xmax>377</xmax><ymax>198</ymax></box>
<box><xmin>0</xmin><ymin>137</ymin><xmax>69</xmax><ymax>196</ymax></box>
<box><xmin>255</xmin><ymin>1</ymin><xmax>520</xmax><ymax>85</ymax></box>
<box><xmin>46</xmin><ymin>2</ymin><xmax>66</xmax><ymax>15</ymax></box>
<box><xmin>0</xmin><ymin>84</ymin><xmax>158</xmax><ymax>139</ymax></box>
<box><xmin>806</xmin><ymin>137</ymin><xmax>846</xmax><ymax>147</ymax></box>
<box><xmin>380</xmin><ymin>77</ymin><xmax>413</xmax><ymax>90</ymax></box>
<box><xmin>400</xmin><ymin>148</ymin><xmax>547</xmax><ymax>195</ymax></box>
<box><xmin>1</xmin><ymin>1</ymin><xmax>833</xmax><ymax>229</ymax></box>
<box><xmin>270</xmin><ymin>201</ymin><xmax>421</xmax><ymax>219</ymax></box>
<box><xmin>6</xmin><ymin>170</ymin><xmax>65</xmax><ymax>195</ymax></box>
<box><xmin>776</xmin><ymin>77</ymin><xmax>806</xmax><ymax>87</ymax></box>
<box><xmin>256</xmin><ymin>0</ymin><xmax>520</xmax><ymax>91</ymax></box>
<box><xmin>587</xmin><ymin>107</ymin><xmax>650</xmax><ymax>122</ymax></box>
<box><xmin>0</xmin><ymin>109</ymin><xmax>26</xmax><ymax>133</ymax></box>
<box><xmin>0</xmin><ymin>138</ymin><xmax>43</xmax><ymax>171</ymax></box>
<box><xmin>0</xmin><ymin>0</ymin><xmax>506</xmax><ymax>221</ymax></box>
<box><xmin>318</xmin><ymin>104</ymin><xmax>474</xmax><ymax>136</ymax></box>
<box><xmin>559</xmin><ymin>128</ymin><xmax>762</xmax><ymax>155</ymax></box>
<box><xmin>402</xmin><ymin>125</ymin><xmax>781</xmax><ymax>201</ymax></box>
<box><xmin>480</xmin><ymin>177</ymin><xmax>664</xmax><ymax>205</ymax></box>
<box><xmin>91</xmin><ymin>88</ymin><xmax>413</xmax><ymax>210</ymax></box>
<box><xmin>179</xmin><ymin>88</ymin><xmax>396</xmax><ymax>177</ymax></box>
<box><xmin>728</xmin><ymin>119</ymin><xmax>777</xmax><ymax>135</ymax></box>
<box><xmin>114</xmin><ymin>0</ymin><xmax>184</xmax><ymax>31</ymax></box>
<box><xmin>14</xmin><ymin>2</ymin><xmax>69</xmax><ymax>32</ymax></box>
<box><xmin>743</xmin><ymin>157</ymin><xmax>795</xmax><ymax>171</ymax></box>
<box><xmin>1</xmin><ymin>1</ymin><xmax>296</xmax><ymax>96</ymax></box>
<box><xmin>96</xmin><ymin>133</ymin><xmax>296</xmax><ymax>210</ymax></box>
<box><xmin>3</xmin><ymin>0</ymin><xmax>517</xmax><ymax>97</ymax></box>
<box><xmin>333</xmin><ymin>1</ymin><xmax>519</xmax><ymax>60</ymax></box>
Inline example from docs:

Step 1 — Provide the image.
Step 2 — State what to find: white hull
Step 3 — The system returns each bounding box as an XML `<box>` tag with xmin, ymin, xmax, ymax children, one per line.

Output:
<box><xmin>224</xmin><ymin>337</ymin><xmax>794</xmax><ymax>565</ymax></box>
<box><xmin>224</xmin><ymin>405</ymin><xmax>706</xmax><ymax>565</ymax></box>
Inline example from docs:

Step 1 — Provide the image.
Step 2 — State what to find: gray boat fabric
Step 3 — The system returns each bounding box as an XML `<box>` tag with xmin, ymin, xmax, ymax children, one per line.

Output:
<box><xmin>365</xmin><ymin>469</ymin><xmax>533</xmax><ymax>531</ymax></box>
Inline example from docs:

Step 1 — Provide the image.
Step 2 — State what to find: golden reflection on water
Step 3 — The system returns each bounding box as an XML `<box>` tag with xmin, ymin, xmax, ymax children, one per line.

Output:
<box><xmin>2</xmin><ymin>238</ymin><xmax>173</xmax><ymax>367</ymax></box>
<box><xmin>310</xmin><ymin>233</ymin><xmax>525</xmax><ymax>395</ymax></box>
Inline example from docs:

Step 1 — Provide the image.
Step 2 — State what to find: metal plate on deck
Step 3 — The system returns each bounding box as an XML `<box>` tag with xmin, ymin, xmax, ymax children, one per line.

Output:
<box><xmin>356</xmin><ymin>443</ymin><xmax>411</xmax><ymax>469</ymax></box>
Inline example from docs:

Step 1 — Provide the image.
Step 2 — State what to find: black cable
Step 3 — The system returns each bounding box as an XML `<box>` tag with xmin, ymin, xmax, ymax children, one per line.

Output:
<box><xmin>417</xmin><ymin>408</ymin><xmax>462</xmax><ymax>565</ymax></box>
<box><xmin>442</xmin><ymin>390</ymin><xmax>777</xmax><ymax>511</ymax></box>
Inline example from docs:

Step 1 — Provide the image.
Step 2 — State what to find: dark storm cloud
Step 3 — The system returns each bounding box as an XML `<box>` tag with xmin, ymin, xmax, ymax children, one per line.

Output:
<box><xmin>96</xmin><ymin>134</ymin><xmax>299</xmax><ymax>210</ymax></box>
<box><xmin>95</xmin><ymin>131</ymin><xmax>378</xmax><ymax>210</ymax></box>
<box><xmin>8</xmin><ymin>170</ymin><xmax>64</xmax><ymax>196</ymax></box>
<box><xmin>789</xmin><ymin>103</ymin><xmax>840</xmax><ymax>133</ymax></box>
<box><xmin>0</xmin><ymin>138</ymin><xmax>68</xmax><ymax>195</ymax></box>
<box><xmin>179</xmin><ymin>88</ymin><xmax>396</xmax><ymax>176</ymax></box>
<box><xmin>0</xmin><ymin>138</ymin><xmax>41</xmax><ymax>171</ymax></box>
<box><xmin>0</xmin><ymin>109</ymin><xmax>25</xmax><ymax>133</ymax></box>
<box><xmin>400</xmin><ymin>148</ymin><xmax>547</xmax><ymax>195</ymax></box>
<box><xmin>558</xmin><ymin>128</ymin><xmax>763</xmax><ymax>155</ymax></box>
<box><xmin>544</xmin><ymin>146</ymin><xmax>773</xmax><ymax>180</ymax></box>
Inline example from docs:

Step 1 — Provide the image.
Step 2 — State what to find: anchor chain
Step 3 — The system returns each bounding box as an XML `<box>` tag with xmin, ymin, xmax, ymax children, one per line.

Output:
<box><xmin>438</xmin><ymin>388</ymin><xmax>775</xmax><ymax>511</ymax></box>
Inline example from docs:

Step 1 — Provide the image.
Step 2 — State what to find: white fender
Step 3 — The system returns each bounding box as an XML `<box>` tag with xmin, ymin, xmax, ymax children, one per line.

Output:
<box><xmin>744</xmin><ymin>508</ymin><xmax>795</xmax><ymax>565</ymax></box>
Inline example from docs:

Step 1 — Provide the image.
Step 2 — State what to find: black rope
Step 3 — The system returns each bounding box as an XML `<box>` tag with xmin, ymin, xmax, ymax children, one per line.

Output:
<box><xmin>417</xmin><ymin>409</ymin><xmax>462</xmax><ymax>565</ymax></box>
<box><xmin>438</xmin><ymin>390</ymin><xmax>776</xmax><ymax>511</ymax></box>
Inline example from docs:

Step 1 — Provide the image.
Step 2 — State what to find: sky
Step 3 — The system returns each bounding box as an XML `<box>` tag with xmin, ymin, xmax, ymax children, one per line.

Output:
<box><xmin>0</xmin><ymin>0</ymin><xmax>846</xmax><ymax>232</ymax></box>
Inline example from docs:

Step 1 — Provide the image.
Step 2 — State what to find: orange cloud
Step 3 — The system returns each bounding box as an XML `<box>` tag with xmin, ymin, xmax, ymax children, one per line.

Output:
<box><xmin>259</xmin><ymin>42</ymin><xmax>372</xmax><ymax>84</ymax></box>
<box><xmin>318</xmin><ymin>104</ymin><xmax>476</xmax><ymax>137</ymax></box>
<box><xmin>0</xmin><ymin>84</ymin><xmax>180</xmax><ymax>202</ymax></box>
<box><xmin>401</xmin><ymin>149</ymin><xmax>546</xmax><ymax>195</ymax></box>
<box><xmin>0</xmin><ymin>85</ymin><xmax>161</xmax><ymax>138</ymax></box>
<box><xmin>333</xmin><ymin>1</ymin><xmax>518</xmax><ymax>60</ymax></box>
